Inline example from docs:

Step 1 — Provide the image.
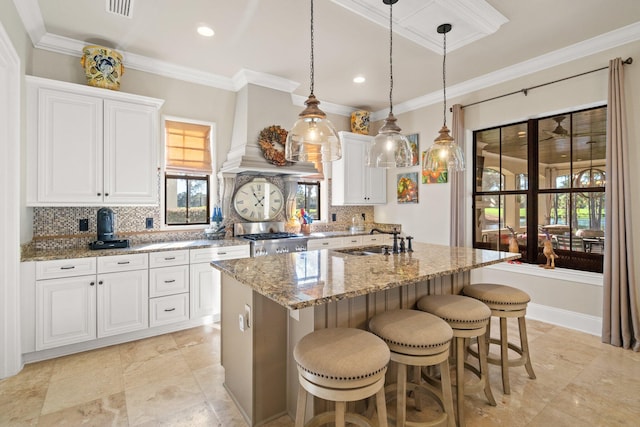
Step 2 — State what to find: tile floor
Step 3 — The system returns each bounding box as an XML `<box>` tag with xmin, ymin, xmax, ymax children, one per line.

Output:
<box><xmin>1</xmin><ymin>318</ymin><xmax>639</xmax><ymax>426</ymax></box>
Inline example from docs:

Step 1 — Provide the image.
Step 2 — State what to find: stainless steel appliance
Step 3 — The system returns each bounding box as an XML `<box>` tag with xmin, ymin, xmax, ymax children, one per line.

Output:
<box><xmin>235</xmin><ymin>221</ymin><xmax>308</xmax><ymax>257</ymax></box>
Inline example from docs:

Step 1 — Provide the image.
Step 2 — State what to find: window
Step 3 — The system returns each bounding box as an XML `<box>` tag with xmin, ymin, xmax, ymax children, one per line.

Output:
<box><xmin>296</xmin><ymin>181</ymin><xmax>321</xmax><ymax>220</ymax></box>
<box><xmin>473</xmin><ymin>106</ymin><xmax>606</xmax><ymax>273</ymax></box>
<box><xmin>164</xmin><ymin>119</ymin><xmax>214</xmax><ymax>226</ymax></box>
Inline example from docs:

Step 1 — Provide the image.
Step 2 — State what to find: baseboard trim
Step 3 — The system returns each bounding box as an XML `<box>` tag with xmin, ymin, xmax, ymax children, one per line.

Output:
<box><xmin>527</xmin><ymin>302</ymin><xmax>602</xmax><ymax>337</ymax></box>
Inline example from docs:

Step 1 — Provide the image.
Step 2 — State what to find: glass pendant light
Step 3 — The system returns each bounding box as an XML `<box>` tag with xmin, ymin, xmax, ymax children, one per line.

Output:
<box><xmin>423</xmin><ymin>23</ymin><xmax>465</xmax><ymax>173</ymax></box>
<box><xmin>286</xmin><ymin>0</ymin><xmax>341</xmax><ymax>163</ymax></box>
<box><xmin>366</xmin><ymin>0</ymin><xmax>413</xmax><ymax>168</ymax></box>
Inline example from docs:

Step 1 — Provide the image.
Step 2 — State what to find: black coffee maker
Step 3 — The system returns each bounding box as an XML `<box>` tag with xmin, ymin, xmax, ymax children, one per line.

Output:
<box><xmin>90</xmin><ymin>208</ymin><xmax>129</xmax><ymax>249</ymax></box>
<box><xmin>97</xmin><ymin>207</ymin><xmax>115</xmax><ymax>241</ymax></box>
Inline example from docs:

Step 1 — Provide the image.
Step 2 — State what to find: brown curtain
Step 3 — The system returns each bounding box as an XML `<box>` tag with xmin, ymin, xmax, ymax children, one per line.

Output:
<box><xmin>602</xmin><ymin>57</ymin><xmax>639</xmax><ymax>351</ymax></box>
<box><xmin>450</xmin><ymin>104</ymin><xmax>465</xmax><ymax>247</ymax></box>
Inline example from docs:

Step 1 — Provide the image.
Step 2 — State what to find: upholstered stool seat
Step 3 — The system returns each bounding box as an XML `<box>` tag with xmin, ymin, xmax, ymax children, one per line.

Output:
<box><xmin>417</xmin><ymin>294</ymin><xmax>496</xmax><ymax>427</ymax></box>
<box><xmin>293</xmin><ymin>327</ymin><xmax>390</xmax><ymax>427</ymax></box>
<box><xmin>462</xmin><ymin>284</ymin><xmax>536</xmax><ymax>394</ymax></box>
<box><xmin>369</xmin><ymin>309</ymin><xmax>456</xmax><ymax>427</ymax></box>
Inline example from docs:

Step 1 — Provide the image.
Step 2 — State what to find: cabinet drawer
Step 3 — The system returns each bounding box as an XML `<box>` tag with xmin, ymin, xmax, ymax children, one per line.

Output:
<box><xmin>150</xmin><ymin>265</ymin><xmax>189</xmax><ymax>297</ymax></box>
<box><xmin>97</xmin><ymin>253</ymin><xmax>148</xmax><ymax>273</ymax></box>
<box><xmin>361</xmin><ymin>234</ymin><xmax>391</xmax><ymax>245</ymax></box>
<box><xmin>36</xmin><ymin>257</ymin><xmax>96</xmax><ymax>280</ymax></box>
<box><xmin>190</xmin><ymin>245</ymin><xmax>250</xmax><ymax>263</ymax></box>
<box><xmin>342</xmin><ymin>236</ymin><xmax>363</xmax><ymax>248</ymax></box>
<box><xmin>150</xmin><ymin>294</ymin><xmax>189</xmax><ymax>327</ymax></box>
<box><xmin>149</xmin><ymin>250</ymin><xmax>189</xmax><ymax>268</ymax></box>
<box><xmin>308</xmin><ymin>238</ymin><xmax>344</xmax><ymax>250</ymax></box>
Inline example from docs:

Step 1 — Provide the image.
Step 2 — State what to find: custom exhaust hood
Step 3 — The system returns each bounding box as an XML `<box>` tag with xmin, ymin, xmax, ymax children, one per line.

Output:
<box><xmin>220</xmin><ymin>83</ymin><xmax>319</xmax><ymax>176</ymax></box>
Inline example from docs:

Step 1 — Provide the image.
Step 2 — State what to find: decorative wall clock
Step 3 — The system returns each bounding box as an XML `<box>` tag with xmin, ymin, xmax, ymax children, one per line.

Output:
<box><xmin>233</xmin><ymin>178</ymin><xmax>284</xmax><ymax>221</ymax></box>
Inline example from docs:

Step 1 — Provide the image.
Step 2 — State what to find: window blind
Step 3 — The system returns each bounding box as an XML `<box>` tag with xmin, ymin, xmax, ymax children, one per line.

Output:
<box><xmin>165</xmin><ymin>120</ymin><xmax>212</xmax><ymax>173</ymax></box>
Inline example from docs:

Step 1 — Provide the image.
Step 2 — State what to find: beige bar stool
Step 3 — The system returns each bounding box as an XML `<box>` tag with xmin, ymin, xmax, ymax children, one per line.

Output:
<box><xmin>293</xmin><ymin>327</ymin><xmax>390</xmax><ymax>427</ymax></box>
<box><xmin>369</xmin><ymin>309</ymin><xmax>456</xmax><ymax>427</ymax></box>
<box><xmin>462</xmin><ymin>284</ymin><xmax>536</xmax><ymax>394</ymax></box>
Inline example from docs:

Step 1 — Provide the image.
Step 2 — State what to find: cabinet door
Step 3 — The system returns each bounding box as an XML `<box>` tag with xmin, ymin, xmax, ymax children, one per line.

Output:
<box><xmin>103</xmin><ymin>100</ymin><xmax>158</xmax><ymax>204</ymax></box>
<box><xmin>190</xmin><ymin>262</ymin><xmax>220</xmax><ymax>320</ymax></box>
<box><xmin>97</xmin><ymin>269</ymin><xmax>149</xmax><ymax>337</ymax></box>
<box><xmin>365</xmin><ymin>165</ymin><xmax>387</xmax><ymax>204</ymax></box>
<box><xmin>342</xmin><ymin>136</ymin><xmax>367</xmax><ymax>203</ymax></box>
<box><xmin>36</xmin><ymin>276</ymin><xmax>97</xmax><ymax>350</ymax></box>
<box><xmin>35</xmin><ymin>89</ymin><xmax>103</xmax><ymax>204</ymax></box>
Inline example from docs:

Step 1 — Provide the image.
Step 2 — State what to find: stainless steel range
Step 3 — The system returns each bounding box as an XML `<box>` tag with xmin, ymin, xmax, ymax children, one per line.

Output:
<box><xmin>234</xmin><ymin>222</ymin><xmax>308</xmax><ymax>257</ymax></box>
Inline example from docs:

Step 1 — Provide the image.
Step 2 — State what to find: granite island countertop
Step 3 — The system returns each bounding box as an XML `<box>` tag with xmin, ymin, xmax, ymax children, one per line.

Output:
<box><xmin>211</xmin><ymin>242</ymin><xmax>521</xmax><ymax>310</ymax></box>
<box><xmin>21</xmin><ymin>238</ymin><xmax>250</xmax><ymax>262</ymax></box>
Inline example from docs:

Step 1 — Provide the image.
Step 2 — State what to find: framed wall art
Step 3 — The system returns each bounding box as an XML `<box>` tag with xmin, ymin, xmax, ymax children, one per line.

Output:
<box><xmin>397</xmin><ymin>172</ymin><xmax>419</xmax><ymax>204</ymax></box>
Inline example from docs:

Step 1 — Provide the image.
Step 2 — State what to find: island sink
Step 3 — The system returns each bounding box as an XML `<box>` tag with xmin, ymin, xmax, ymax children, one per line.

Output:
<box><xmin>335</xmin><ymin>246</ymin><xmax>389</xmax><ymax>256</ymax></box>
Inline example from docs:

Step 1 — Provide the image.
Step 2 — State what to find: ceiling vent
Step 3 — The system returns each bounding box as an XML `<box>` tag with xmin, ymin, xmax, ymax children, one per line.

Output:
<box><xmin>106</xmin><ymin>0</ymin><xmax>134</xmax><ymax>18</ymax></box>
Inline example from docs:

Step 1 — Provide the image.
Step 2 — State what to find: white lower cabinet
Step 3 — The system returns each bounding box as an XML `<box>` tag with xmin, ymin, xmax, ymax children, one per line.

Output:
<box><xmin>149</xmin><ymin>249</ymin><xmax>190</xmax><ymax>327</ymax></box>
<box><xmin>35</xmin><ymin>253</ymin><xmax>148</xmax><ymax>350</ymax></box>
<box><xmin>97</xmin><ymin>269</ymin><xmax>149</xmax><ymax>337</ymax></box>
<box><xmin>36</xmin><ymin>274</ymin><xmax>97</xmax><ymax>350</ymax></box>
<box><xmin>190</xmin><ymin>245</ymin><xmax>250</xmax><ymax>321</ymax></box>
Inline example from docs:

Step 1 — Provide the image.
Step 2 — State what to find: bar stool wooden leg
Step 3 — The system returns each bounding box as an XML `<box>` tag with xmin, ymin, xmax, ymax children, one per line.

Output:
<box><xmin>476</xmin><ymin>332</ymin><xmax>496</xmax><ymax>406</ymax></box>
<box><xmin>376</xmin><ymin>386</ymin><xmax>388</xmax><ymax>427</ymax></box>
<box><xmin>440</xmin><ymin>358</ymin><xmax>456</xmax><ymax>427</ymax></box>
<box><xmin>295</xmin><ymin>383</ymin><xmax>307</xmax><ymax>427</ymax></box>
<box><xmin>335</xmin><ymin>401</ymin><xmax>346</xmax><ymax>427</ymax></box>
<box><xmin>519</xmin><ymin>316</ymin><xmax>536</xmax><ymax>379</ymax></box>
<box><xmin>397</xmin><ymin>362</ymin><xmax>407</xmax><ymax>427</ymax></box>
<box><xmin>499</xmin><ymin>317</ymin><xmax>510</xmax><ymax>394</ymax></box>
<box><xmin>456</xmin><ymin>336</ymin><xmax>465</xmax><ymax>427</ymax></box>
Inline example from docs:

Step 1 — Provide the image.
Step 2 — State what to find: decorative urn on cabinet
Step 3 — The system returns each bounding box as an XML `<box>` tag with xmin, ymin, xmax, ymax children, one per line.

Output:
<box><xmin>80</xmin><ymin>45</ymin><xmax>124</xmax><ymax>90</ymax></box>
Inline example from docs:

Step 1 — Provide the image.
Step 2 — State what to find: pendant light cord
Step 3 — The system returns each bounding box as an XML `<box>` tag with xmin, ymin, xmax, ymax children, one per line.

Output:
<box><xmin>309</xmin><ymin>0</ymin><xmax>315</xmax><ymax>96</ymax></box>
<box><xmin>388</xmin><ymin>1</ymin><xmax>394</xmax><ymax>115</ymax></box>
<box><xmin>442</xmin><ymin>29</ymin><xmax>447</xmax><ymax>127</ymax></box>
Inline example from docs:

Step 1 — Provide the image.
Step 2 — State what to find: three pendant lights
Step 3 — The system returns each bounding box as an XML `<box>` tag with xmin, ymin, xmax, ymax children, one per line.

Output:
<box><xmin>285</xmin><ymin>0</ymin><xmax>465</xmax><ymax>172</ymax></box>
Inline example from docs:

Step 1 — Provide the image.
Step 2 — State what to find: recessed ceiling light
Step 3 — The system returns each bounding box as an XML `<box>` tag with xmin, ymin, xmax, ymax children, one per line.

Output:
<box><xmin>353</xmin><ymin>76</ymin><xmax>366</xmax><ymax>84</ymax></box>
<box><xmin>197</xmin><ymin>26</ymin><xmax>214</xmax><ymax>37</ymax></box>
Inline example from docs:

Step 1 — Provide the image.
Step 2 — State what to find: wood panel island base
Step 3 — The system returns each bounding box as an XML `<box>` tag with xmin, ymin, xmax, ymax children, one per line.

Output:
<box><xmin>212</xmin><ymin>242</ymin><xmax>520</xmax><ymax>426</ymax></box>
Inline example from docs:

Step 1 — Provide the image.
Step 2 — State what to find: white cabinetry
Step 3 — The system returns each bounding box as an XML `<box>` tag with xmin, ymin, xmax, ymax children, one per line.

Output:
<box><xmin>149</xmin><ymin>250</ymin><xmax>190</xmax><ymax>327</ymax></box>
<box><xmin>332</xmin><ymin>132</ymin><xmax>386</xmax><ymax>205</ymax></box>
<box><xmin>35</xmin><ymin>254</ymin><xmax>148</xmax><ymax>350</ymax></box>
<box><xmin>190</xmin><ymin>245</ymin><xmax>250</xmax><ymax>320</ymax></box>
<box><xmin>26</xmin><ymin>76</ymin><xmax>164</xmax><ymax>206</ymax></box>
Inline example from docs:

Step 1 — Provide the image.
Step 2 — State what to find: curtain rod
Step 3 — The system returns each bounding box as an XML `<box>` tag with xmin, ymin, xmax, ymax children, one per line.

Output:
<box><xmin>457</xmin><ymin>57</ymin><xmax>633</xmax><ymax>110</ymax></box>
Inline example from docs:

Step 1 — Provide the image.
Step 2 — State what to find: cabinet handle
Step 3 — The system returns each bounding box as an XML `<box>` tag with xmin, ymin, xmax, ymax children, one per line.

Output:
<box><xmin>60</xmin><ymin>266</ymin><xmax>75</xmax><ymax>270</ymax></box>
<box><xmin>164</xmin><ymin>279</ymin><xmax>176</xmax><ymax>283</ymax></box>
<box><xmin>164</xmin><ymin>308</ymin><xmax>176</xmax><ymax>312</ymax></box>
<box><xmin>105</xmin><ymin>193</ymin><xmax>109</xmax><ymax>197</ymax></box>
<box><xmin>117</xmin><ymin>261</ymin><xmax>130</xmax><ymax>265</ymax></box>
<box><xmin>322</xmin><ymin>242</ymin><xmax>329</xmax><ymax>246</ymax></box>
<box><xmin>218</xmin><ymin>252</ymin><xmax>227</xmax><ymax>255</ymax></box>
<box><xmin>90</xmin><ymin>281</ymin><xmax>95</xmax><ymax>286</ymax></box>
<box><xmin>98</xmin><ymin>280</ymin><xmax>103</xmax><ymax>285</ymax></box>
<box><xmin>164</xmin><ymin>257</ymin><xmax>176</xmax><ymax>260</ymax></box>
<box><xmin>97</xmin><ymin>192</ymin><xmax>101</xmax><ymax>196</ymax></box>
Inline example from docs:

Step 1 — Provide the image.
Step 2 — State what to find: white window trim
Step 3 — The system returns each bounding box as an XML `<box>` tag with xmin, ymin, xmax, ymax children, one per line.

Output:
<box><xmin>161</xmin><ymin>115</ymin><xmax>216</xmax><ymax>230</ymax></box>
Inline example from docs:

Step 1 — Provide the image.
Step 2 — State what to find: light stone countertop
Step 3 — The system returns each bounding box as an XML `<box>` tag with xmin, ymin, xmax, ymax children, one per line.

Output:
<box><xmin>21</xmin><ymin>238</ymin><xmax>250</xmax><ymax>262</ymax></box>
<box><xmin>211</xmin><ymin>242</ymin><xmax>521</xmax><ymax>310</ymax></box>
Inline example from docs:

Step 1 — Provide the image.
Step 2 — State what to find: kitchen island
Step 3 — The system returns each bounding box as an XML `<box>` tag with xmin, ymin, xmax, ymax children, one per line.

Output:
<box><xmin>211</xmin><ymin>242</ymin><xmax>520</xmax><ymax>426</ymax></box>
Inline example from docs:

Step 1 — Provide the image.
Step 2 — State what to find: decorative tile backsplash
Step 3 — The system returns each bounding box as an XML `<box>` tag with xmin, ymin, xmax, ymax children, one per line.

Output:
<box><xmin>31</xmin><ymin>178</ymin><xmax>397</xmax><ymax>250</ymax></box>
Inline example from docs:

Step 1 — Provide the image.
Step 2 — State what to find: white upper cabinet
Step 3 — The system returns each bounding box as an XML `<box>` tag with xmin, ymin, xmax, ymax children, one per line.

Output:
<box><xmin>332</xmin><ymin>132</ymin><xmax>387</xmax><ymax>205</ymax></box>
<box><xmin>26</xmin><ymin>76</ymin><xmax>164</xmax><ymax>206</ymax></box>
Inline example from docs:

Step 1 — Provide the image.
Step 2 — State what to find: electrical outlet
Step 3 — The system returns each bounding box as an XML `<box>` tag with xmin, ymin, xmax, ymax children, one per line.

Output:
<box><xmin>331</xmin><ymin>213</ymin><xmax>337</xmax><ymax>222</ymax></box>
<box><xmin>145</xmin><ymin>217</ymin><xmax>153</xmax><ymax>229</ymax></box>
<box><xmin>79</xmin><ymin>218</ymin><xmax>89</xmax><ymax>231</ymax></box>
<box><xmin>361</xmin><ymin>213</ymin><xmax>366</xmax><ymax>221</ymax></box>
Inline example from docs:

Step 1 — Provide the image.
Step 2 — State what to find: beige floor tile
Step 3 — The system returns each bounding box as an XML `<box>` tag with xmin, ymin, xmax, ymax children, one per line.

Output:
<box><xmin>40</xmin><ymin>364</ymin><xmax>123</xmax><ymax>415</ymax></box>
<box><xmin>50</xmin><ymin>345</ymin><xmax>121</xmax><ymax>382</ymax></box>
<box><xmin>134</xmin><ymin>401</ymin><xmax>220</xmax><ymax>426</ymax></box>
<box><xmin>119</xmin><ymin>333</ymin><xmax>179</xmax><ymax>371</ymax></box>
<box><xmin>125</xmin><ymin>372</ymin><xmax>206</xmax><ymax>426</ymax></box>
<box><xmin>180</xmin><ymin>340</ymin><xmax>221</xmax><ymax>371</ymax></box>
<box><xmin>172</xmin><ymin>323</ymin><xmax>220</xmax><ymax>348</ymax></box>
<box><xmin>0</xmin><ymin>359</ymin><xmax>53</xmax><ymax>425</ymax></box>
<box><xmin>37</xmin><ymin>391</ymin><xmax>128</xmax><ymax>426</ymax></box>
<box><xmin>123</xmin><ymin>349</ymin><xmax>192</xmax><ymax>389</ymax></box>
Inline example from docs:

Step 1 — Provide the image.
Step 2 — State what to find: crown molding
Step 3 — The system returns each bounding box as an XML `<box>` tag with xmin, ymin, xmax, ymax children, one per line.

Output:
<box><xmin>291</xmin><ymin>94</ymin><xmax>356</xmax><ymax>117</ymax></box>
<box><xmin>232</xmin><ymin>69</ymin><xmax>299</xmax><ymax>93</ymax></box>
<box><xmin>11</xmin><ymin>0</ymin><xmax>46</xmax><ymax>46</ymax></box>
<box><xmin>388</xmin><ymin>21</ymin><xmax>640</xmax><ymax>117</ymax></box>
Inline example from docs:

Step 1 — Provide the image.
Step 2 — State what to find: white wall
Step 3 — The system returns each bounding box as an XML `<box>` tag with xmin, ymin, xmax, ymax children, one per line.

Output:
<box><xmin>377</xmin><ymin>41</ymin><xmax>640</xmax><ymax>332</ymax></box>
